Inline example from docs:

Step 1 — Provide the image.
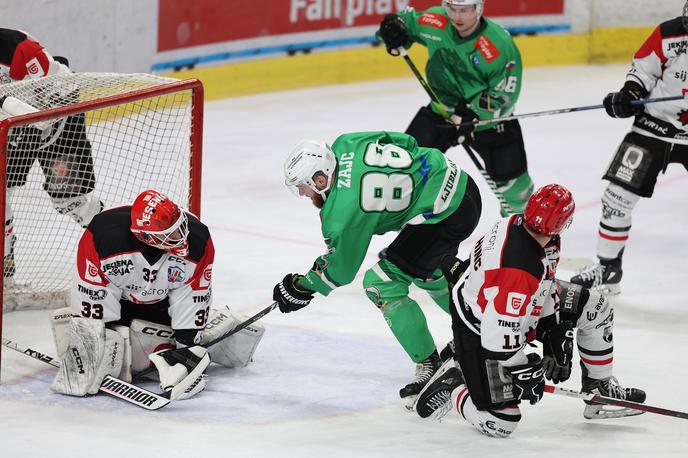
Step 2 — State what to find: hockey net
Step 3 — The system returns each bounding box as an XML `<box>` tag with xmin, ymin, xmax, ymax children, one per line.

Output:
<box><xmin>0</xmin><ymin>73</ymin><xmax>203</xmax><ymax>314</ymax></box>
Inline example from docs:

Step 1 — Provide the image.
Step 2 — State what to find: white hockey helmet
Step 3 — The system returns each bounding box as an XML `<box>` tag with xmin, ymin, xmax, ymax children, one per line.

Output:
<box><xmin>284</xmin><ymin>139</ymin><xmax>337</xmax><ymax>200</ymax></box>
<box><xmin>443</xmin><ymin>0</ymin><xmax>485</xmax><ymax>19</ymax></box>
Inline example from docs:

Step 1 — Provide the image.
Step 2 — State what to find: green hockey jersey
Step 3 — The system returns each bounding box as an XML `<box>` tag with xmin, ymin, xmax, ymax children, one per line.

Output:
<box><xmin>299</xmin><ymin>131</ymin><xmax>469</xmax><ymax>296</ymax></box>
<box><xmin>387</xmin><ymin>6</ymin><xmax>523</xmax><ymax>131</ymax></box>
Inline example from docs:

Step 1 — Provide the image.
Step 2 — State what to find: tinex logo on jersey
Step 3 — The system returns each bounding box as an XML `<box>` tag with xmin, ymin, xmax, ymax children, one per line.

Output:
<box><xmin>136</xmin><ymin>192</ymin><xmax>167</xmax><ymax>227</ymax></box>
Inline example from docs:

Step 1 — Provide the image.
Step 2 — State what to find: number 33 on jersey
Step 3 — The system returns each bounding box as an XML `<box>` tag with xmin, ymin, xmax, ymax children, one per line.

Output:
<box><xmin>73</xmin><ymin>205</ymin><xmax>214</xmax><ymax>330</ymax></box>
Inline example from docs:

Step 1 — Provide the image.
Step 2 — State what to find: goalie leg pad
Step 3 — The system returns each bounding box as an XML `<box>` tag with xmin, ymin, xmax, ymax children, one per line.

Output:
<box><xmin>51</xmin><ymin>306</ymin><xmax>74</xmax><ymax>360</ymax></box>
<box><xmin>201</xmin><ymin>306</ymin><xmax>265</xmax><ymax>368</ymax></box>
<box><xmin>111</xmin><ymin>325</ymin><xmax>132</xmax><ymax>382</ymax></box>
<box><xmin>51</xmin><ymin>317</ymin><xmax>124</xmax><ymax>396</ymax></box>
<box><xmin>129</xmin><ymin>319</ymin><xmax>176</xmax><ymax>375</ymax></box>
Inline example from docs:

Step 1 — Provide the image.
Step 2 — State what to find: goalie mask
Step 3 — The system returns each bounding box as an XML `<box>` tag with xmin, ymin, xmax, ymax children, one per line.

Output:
<box><xmin>131</xmin><ymin>190</ymin><xmax>189</xmax><ymax>255</ymax></box>
<box><xmin>523</xmin><ymin>184</ymin><xmax>575</xmax><ymax>236</ymax></box>
<box><xmin>443</xmin><ymin>0</ymin><xmax>485</xmax><ymax>20</ymax></box>
<box><xmin>284</xmin><ymin>139</ymin><xmax>337</xmax><ymax>200</ymax></box>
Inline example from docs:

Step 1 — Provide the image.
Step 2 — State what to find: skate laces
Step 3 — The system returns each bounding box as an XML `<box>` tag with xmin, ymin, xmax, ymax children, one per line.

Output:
<box><xmin>577</xmin><ymin>264</ymin><xmax>604</xmax><ymax>287</ymax></box>
<box><xmin>604</xmin><ymin>377</ymin><xmax>628</xmax><ymax>400</ymax></box>
<box><xmin>415</xmin><ymin>358</ymin><xmax>437</xmax><ymax>384</ymax></box>
<box><xmin>426</xmin><ymin>390</ymin><xmax>452</xmax><ymax>414</ymax></box>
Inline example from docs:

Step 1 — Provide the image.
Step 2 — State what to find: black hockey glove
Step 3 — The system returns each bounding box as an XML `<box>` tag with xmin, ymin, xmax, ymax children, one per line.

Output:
<box><xmin>452</xmin><ymin>102</ymin><xmax>479</xmax><ymax>144</ymax></box>
<box><xmin>379</xmin><ymin>14</ymin><xmax>408</xmax><ymax>55</ymax></box>
<box><xmin>507</xmin><ymin>354</ymin><xmax>546</xmax><ymax>405</ymax></box>
<box><xmin>273</xmin><ymin>273</ymin><xmax>314</xmax><ymax>313</ymax></box>
<box><xmin>603</xmin><ymin>81</ymin><xmax>648</xmax><ymax>119</ymax></box>
<box><xmin>440</xmin><ymin>255</ymin><xmax>470</xmax><ymax>290</ymax></box>
<box><xmin>541</xmin><ymin>320</ymin><xmax>574</xmax><ymax>384</ymax></box>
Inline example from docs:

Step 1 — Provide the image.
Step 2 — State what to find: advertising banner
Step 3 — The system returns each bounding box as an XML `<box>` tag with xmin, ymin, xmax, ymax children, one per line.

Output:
<box><xmin>156</xmin><ymin>0</ymin><xmax>568</xmax><ymax>70</ymax></box>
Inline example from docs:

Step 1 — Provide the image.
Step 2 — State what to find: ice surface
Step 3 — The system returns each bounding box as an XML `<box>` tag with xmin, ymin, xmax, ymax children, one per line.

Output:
<box><xmin>1</xmin><ymin>64</ymin><xmax>687</xmax><ymax>457</ymax></box>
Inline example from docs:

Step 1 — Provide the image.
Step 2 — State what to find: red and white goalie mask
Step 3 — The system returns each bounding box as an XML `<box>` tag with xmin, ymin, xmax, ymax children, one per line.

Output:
<box><xmin>130</xmin><ymin>190</ymin><xmax>189</xmax><ymax>256</ymax></box>
<box><xmin>523</xmin><ymin>184</ymin><xmax>575</xmax><ymax>236</ymax></box>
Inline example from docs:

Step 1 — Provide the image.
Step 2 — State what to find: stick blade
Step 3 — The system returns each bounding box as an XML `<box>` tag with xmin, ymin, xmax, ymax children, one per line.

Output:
<box><xmin>99</xmin><ymin>375</ymin><xmax>170</xmax><ymax>410</ymax></box>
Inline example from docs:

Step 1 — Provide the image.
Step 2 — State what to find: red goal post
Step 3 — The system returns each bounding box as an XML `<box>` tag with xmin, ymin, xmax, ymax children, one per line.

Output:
<box><xmin>0</xmin><ymin>73</ymin><xmax>204</xmax><ymax>374</ymax></box>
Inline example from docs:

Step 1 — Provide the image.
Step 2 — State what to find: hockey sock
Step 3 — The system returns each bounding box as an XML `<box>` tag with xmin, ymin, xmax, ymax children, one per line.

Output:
<box><xmin>412</xmin><ymin>268</ymin><xmax>450</xmax><ymax>313</ymax></box>
<box><xmin>451</xmin><ymin>385</ymin><xmax>521</xmax><ymax>438</ymax></box>
<box><xmin>496</xmin><ymin>171</ymin><xmax>534</xmax><ymax>216</ymax></box>
<box><xmin>382</xmin><ymin>296</ymin><xmax>437</xmax><ymax>363</ymax></box>
<box><xmin>575</xmin><ymin>290</ymin><xmax>614</xmax><ymax>380</ymax></box>
<box><xmin>596</xmin><ymin>183</ymin><xmax>640</xmax><ymax>260</ymax></box>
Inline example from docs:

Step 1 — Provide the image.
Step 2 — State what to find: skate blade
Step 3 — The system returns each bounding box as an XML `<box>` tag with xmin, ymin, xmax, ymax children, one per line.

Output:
<box><xmin>402</xmin><ymin>395</ymin><xmax>418</xmax><ymax>412</ymax></box>
<box><xmin>598</xmin><ymin>284</ymin><xmax>621</xmax><ymax>296</ymax></box>
<box><xmin>584</xmin><ymin>404</ymin><xmax>645</xmax><ymax>420</ymax></box>
<box><xmin>428</xmin><ymin>402</ymin><xmax>453</xmax><ymax>422</ymax></box>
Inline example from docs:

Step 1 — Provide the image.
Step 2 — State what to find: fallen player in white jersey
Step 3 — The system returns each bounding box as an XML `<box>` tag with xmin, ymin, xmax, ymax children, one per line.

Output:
<box><xmin>413</xmin><ymin>184</ymin><xmax>645</xmax><ymax>437</ymax></box>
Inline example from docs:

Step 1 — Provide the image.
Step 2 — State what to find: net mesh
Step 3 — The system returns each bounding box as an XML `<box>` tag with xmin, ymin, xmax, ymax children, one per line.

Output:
<box><xmin>0</xmin><ymin>73</ymin><xmax>198</xmax><ymax>310</ymax></box>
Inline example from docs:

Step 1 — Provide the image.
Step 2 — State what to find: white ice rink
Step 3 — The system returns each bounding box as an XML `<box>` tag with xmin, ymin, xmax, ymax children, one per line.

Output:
<box><xmin>1</xmin><ymin>63</ymin><xmax>687</xmax><ymax>457</ymax></box>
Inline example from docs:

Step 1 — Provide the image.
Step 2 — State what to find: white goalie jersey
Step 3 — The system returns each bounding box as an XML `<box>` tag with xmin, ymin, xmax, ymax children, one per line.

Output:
<box><xmin>73</xmin><ymin>205</ymin><xmax>214</xmax><ymax>332</ymax></box>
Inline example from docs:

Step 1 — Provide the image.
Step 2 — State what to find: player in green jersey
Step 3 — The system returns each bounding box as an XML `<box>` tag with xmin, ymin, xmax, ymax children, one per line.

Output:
<box><xmin>272</xmin><ymin>131</ymin><xmax>482</xmax><ymax>406</ymax></box>
<box><xmin>377</xmin><ymin>0</ymin><xmax>534</xmax><ymax>214</ymax></box>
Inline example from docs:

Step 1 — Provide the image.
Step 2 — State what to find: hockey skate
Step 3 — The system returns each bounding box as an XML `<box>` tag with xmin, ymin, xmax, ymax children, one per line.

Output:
<box><xmin>582</xmin><ymin>375</ymin><xmax>646</xmax><ymax>419</ymax></box>
<box><xmin>414</xmin><ymin>358</ymin><xmax>464</xmax><ymax>420</ymax></box>
<box><xmin>400</xmin><ymin>350</ymin><xmax>441</xmax><ymax>410</ymax></box>
<box><xmin>570</xmin><ymin>259</ymin><xmax>622</xmax><ymax>295</ymax></box>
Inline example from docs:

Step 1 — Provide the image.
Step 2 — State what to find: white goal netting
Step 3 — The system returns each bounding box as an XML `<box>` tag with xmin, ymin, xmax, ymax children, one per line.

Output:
<box><xmin>0</xmin><ymin>73</ymin><xmax>202</xmax><ymax>311</ymax></box>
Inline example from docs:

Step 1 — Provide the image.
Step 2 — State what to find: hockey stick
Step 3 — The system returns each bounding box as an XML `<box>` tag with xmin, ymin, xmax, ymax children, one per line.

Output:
<box><xmin>463</xmin><ymin>94</ymin><xmax>686</xmax><ymax>127</ymax></box>
<box><xmin>545</xmin><ymin>384</ymin><xmax>688</xmax><ymax>420</ymax></box>
<box><xmin>397</xmin><ymin>48</ymin><xmax>514</xmax><ymax>215</ymax></box>
<box><xmin>2</xmin><ymin>336</ymin><xmax>171</xmax><ymax>410</ymax></box>
<box><xmin>134</xmin><ymin>302</ymin><xmax>279</xmax><ymax>380</ymax></box>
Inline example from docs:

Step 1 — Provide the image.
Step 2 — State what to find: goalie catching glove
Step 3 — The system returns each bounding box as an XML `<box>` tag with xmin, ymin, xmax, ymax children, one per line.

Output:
<box><xmin>149</xmin><ymin>346</ymin><xmax>210</xmax><ymax>401</ymax></box>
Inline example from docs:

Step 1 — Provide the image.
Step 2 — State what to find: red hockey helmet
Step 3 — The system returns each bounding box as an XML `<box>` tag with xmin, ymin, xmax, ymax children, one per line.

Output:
<box><xmin>130</xmin><ymin>190</ymin><xmax>189</xmax><ymax>254</ymax></box>
<box><xmin>523</xmin><ymin>184</ymin><xmax>575</xmax><ymax>236</ymax></box>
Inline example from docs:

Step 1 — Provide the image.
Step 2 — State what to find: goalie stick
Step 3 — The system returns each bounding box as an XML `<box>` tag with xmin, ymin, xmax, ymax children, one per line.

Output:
<box><xmin>2</xmin><ymin>337</ymin><xmax>171</xmax><ymax>410</ymax></box>
<box><xmin>135</xmin><ymin>302</ymin><xmax>279</xmax><ymax>380</ymax></box>
<box><xmin>396</xmin><ymin>48</ymin><xmax>514</xmax><ymax>215</ymax></box>
<box><xmin>545</xmin><ymin>384</ymin><xmax>688</xmax><ymax>420</ymax></box>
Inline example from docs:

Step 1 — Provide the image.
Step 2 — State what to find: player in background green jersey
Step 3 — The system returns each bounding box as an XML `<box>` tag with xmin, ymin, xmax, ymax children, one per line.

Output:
<box><xmin>272</xmin><ymin>131</ymin><xmax>481</xmax><ymax>406</ymax></box>
<box><xmin>377</xmin><ymin>0</ymin><xmax>534</xmax><ymax>214</ymax></box>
